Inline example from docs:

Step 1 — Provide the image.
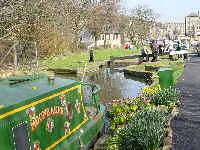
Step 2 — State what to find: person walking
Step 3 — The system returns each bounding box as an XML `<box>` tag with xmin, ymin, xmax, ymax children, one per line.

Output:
<box><xmin>169</xmin><ymin>40</ymin><xmax>174</xmax><ymax>52</ymax></box>
<box><xmin>158</xmin><ymin>44</ymin><xmax>163</xmax><ymax>55</ymax></box>
<box><xmin>151</xmin><ymin>40</ymin><xmax>158</xmax><ymax>62</ymax></box>
<box><xmin>168</xmin><ymin>40</ymin><xmax>174</xmax><ymax>61</ymax></box>
<box><xmin>141</xmin><ymin>43</ymin><xmax>148</xmax><ymax>62</ymax></box>
<box><xmin>125</xmin><ymin>43</ymin><xmax>129</xmax><ymax>49</ymax></box>
<box><xmin>197</xmin><ymin>42</ymin><xmax>200</xmax><ymax>56</ymax></box>
<box><xmin>176</xmin><ymin>41</ymin><xmax>182</xmax><ymax>59</ymax></box>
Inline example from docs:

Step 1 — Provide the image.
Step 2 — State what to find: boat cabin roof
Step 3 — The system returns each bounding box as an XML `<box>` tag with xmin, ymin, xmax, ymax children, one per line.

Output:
<box><xmin>0</xmin><ymin>75</ymin><xmax>77</xmax><ymax>108</ymax></box>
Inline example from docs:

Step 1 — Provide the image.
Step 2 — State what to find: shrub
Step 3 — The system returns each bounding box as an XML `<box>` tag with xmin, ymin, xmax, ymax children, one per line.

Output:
<box><xmin>106</xmin><ymin>100</ymin><xmax>137</xmax><ymax>131</ymax></box>
<box><xmin>147</xmin><ymin>87</ymin><xmax>180</xmax><ymax>112</ymax></box>
<box><xmin>118</xmin><ymin>107</ymin><xmax>166</xmax><ymax>150</ymax></box>
<box><xmin>105</xmin><ymin>133</ymin><xmax>120</xmax><ymax>150</ymax></box>
<box><xmin>106</xmin><ymin>97</ymin><xmax>153</xmax><ymax>131</ymax></box>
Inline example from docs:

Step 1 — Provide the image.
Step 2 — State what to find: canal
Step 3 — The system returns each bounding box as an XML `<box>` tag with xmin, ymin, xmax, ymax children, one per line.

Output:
<box><xmin>59</xmin><ymin>68</ymin><xmax>149</xmax><ymax>104</ymax></box>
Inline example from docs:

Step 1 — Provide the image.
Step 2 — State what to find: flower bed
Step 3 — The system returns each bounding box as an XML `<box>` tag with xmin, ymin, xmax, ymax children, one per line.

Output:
<box><xmin>104</xmin><ymin>85</ymin><xmax>180</xmax><ymax>150</ymax></box>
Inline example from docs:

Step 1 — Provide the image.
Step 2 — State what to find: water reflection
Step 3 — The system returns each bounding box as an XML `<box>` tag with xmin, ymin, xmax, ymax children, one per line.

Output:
<box><xmin>58</xmin><ymin>68</ymin><xmax>148</xmax><ymax>104</ymax></box>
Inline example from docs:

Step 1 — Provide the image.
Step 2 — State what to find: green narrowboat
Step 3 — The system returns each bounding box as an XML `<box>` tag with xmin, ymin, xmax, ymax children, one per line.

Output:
<box><xmin>0</xmin><ymin>74</ymin><xmax>105</xmax><ymax>150</ymax></box>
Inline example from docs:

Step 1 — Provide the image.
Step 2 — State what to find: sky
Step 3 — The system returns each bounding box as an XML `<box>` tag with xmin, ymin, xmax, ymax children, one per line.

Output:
<box><xmin>122</xmin><ymin>0</ymin><xmax>200</xmax><ymax>23</ymax></box>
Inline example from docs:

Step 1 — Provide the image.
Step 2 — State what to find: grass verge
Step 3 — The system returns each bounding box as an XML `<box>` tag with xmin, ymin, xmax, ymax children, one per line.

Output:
<box><xmin>125</xmin><ymin>58</ymin><xmax>185</xmax><ymax>85</ymax></box>
<box><xmin>40</xmin><ymin>48</ymin><xmax>140</xmax><ymax>72</ymax></box>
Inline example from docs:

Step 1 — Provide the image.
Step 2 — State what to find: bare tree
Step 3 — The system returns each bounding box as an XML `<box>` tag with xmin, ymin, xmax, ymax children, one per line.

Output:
<box><xmin>0</xmin><ymin>0</ymin><xmax>122</xmax><ymax>56</ymax></box>
<box><xmin>86</xmin><ymin>1</ymin><xmax>120</xmax><ymax>47</ymax></box>
<box><xmin>128</xmin><ymin>5</ymin><xmax>159</xmax><ymax>46</ymax></box>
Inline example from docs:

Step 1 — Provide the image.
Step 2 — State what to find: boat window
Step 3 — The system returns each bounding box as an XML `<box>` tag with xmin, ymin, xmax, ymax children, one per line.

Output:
<box><xmin>13</xmin><ymin>122</ymin><xmax>30</xmax><ymax>150</ymax></box>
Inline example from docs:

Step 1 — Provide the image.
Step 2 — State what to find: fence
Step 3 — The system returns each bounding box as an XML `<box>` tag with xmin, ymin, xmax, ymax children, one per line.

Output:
<box><xmin>0</xmin><ymin>40</ymin><xmax>38</xmax><ymax>74</ymax></box>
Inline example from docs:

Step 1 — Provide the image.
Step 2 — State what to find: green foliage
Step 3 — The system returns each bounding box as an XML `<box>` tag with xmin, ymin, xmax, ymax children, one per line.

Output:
<box><xmin>126</xmin><ymin>60</ymin><xmax>185</xmax><ymax>85</ymax></box>
<box><xmin>118</xmin><ymin>107</ymin><xmax>166</xmax><ymax>150</ymax></box>
<box><xmin>106</xmin><ymin>96</ymin><xmax>154</xmax><ymax>131</ymax></box>
<box><xmin>170</xmin><ymin>61</ymin><xmax>184</xmax><ymax>84</ymax></box>
<box><xmin>147</xmin><ymin>87</ymin><xmax>180</xmax><ymax>112</ymax></box>
<box><xmin>105</xmin><ymin>86</ymin><xmax>180</xmax><ymax>150</ymax></box>
<box><xmin>105</xmin><ymin>133</ymin><xmax>121</xmax><ymax>150</ymax></box>
<box><xmin>106</xmin><ymin>100</ymin><xmax>137</xmax><ymax>131</ymax></box>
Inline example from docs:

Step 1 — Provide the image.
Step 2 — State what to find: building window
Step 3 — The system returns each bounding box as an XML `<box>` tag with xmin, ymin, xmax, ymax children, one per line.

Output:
<box><xmin>13</xmin><ymin>123</ymin><xmax>30</xmax><ymax>150</ymax></box>
<box><xmin>102</xmin><ymin>34</ymin><xmax>105</xmax><ymax>40</ymax></box>
<box><xmin>113</xmin><ymin>33</ymin><xmax>119</xmax><ymax>40</ymax></box>
<box><xmin>116</xmin><ymin>34</ymin><xmax>119</xmax><ymax>40</ymax></box>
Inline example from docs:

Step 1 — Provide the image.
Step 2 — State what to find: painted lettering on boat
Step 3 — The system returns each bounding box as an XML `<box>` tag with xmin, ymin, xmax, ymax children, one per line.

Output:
<box><xmin>30</xmin><ymin>106</ymin><xmax>64</xmax><ymax>132</ymax></box>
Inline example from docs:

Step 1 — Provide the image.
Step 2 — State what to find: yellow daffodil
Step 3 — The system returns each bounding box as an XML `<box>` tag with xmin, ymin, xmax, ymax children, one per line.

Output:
<box><xmin>130</xmin><ymin>112</ymin><xmax>135</xmax><ymax>117</ymax></box>
<box><xmin>142</xmin><ymin>84</ymin><xmax>161</xmax><ymax>94</ymax></box>
<box><xmin>132</xmin><ymin>106</ymin><xmax>137</xmax><ymax>112</ymax></box>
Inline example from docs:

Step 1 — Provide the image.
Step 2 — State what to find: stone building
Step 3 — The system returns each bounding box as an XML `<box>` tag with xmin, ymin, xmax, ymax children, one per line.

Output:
<box><xmin>185</xmin><ymin>12</ymin><xmax>200</xmax><ymax>39</ymax></box>
<box><xmin>150</xmin><ymin>23</ymin><xmax>185</xmax><ymax>40</ymax></box>
<box><xmin>161</xmin><ymin>23</ymin><xmax>185</xmax><ymax>40</ymax></box>
<box><xmin>96</xmin><ymin>30</ymin><xmax>121</xmax><ymax>48</ymax></box>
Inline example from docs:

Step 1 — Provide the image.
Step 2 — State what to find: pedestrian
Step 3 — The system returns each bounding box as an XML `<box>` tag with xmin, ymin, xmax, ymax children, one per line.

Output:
<box><xmin>89</xmin><ymin>49</ymin><xmax>94</xmax><ymax>62</ymax></box>
<box><xmin>197</xmin><ymin>42</ymin><xmax>200</xmax><ymax>56</ymax></box>
<box><xmin>158</xmin><ymin>44</ymin><xmax>163</xmax><ymax>55</ymax></box>
<box><xmin>176</xmin><ymin>41</ymin><xmax>181</xmax><ymax>51</ymax></box>
<box><xmin>125</xmin><ymin>44</ymin><xmax>129</xmax><ymax>49</ymax></box>
<box><xmin>163</xmin><ymin>39</ymin><xmax>166</xmax><ymax>48</ymax></box>
<box><xmin>169</xmin><ymin>40</ymin><xmax>174</xmax><ymax>52</ymax></box>
<box><xmin>141</xmin><ymin>43</ymin><xmax>148</xmax><ymax>62</ymax></box>
<box><xmin>151</xmin><ymin>40</ymin><xmax>158</xmax><ymax>62</ymax></box>
<box><xmin>150</xmin><ymin>41</ymin><xmax>153</xmax><ymax>50</ymax></box>
<box><xmin>167</xmin><ymin>40</ymin><xmax>174</xmax><ymax>61</ymax></box>
<box><xmin>129</xmin><ymin>44</ymin><xmax>135</xmax><ymax>50</ymax></box>
<box><xmin>186</xmin><ymin>42</ymin><xmax>190</xmax><ymax>50</ymax></box>
<box><xmin>176</xmin><ymin>41</ymin><xmax>182</xmax><ymax>59</ymax></box>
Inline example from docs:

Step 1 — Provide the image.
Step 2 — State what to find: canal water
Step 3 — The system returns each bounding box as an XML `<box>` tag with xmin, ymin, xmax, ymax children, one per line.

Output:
<box><xmin>59</xmin><ymin>68</ymin><xmax>148</xmax><ymax>104</ymax></box>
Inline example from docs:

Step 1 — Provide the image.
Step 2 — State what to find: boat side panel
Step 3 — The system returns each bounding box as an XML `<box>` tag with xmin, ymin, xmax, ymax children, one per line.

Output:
<box><xmin>0</xmin><ymin>83</ymin><xmax>89</xmax><ymax>150</ymax></box>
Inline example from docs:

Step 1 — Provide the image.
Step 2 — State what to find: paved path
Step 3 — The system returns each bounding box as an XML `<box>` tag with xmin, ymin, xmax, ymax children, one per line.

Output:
<box><xmin>172</xmin><ymin>55</ymin><xmax>200</xmax><ymax>150</ymax></box>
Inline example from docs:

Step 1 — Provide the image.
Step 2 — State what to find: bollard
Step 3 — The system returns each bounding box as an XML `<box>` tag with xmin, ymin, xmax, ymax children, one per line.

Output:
<box><xmin>146</xmin><ymin>54</ymin><xmax>149</xmax><ymax>62</ymax></box>
<box><xmin>158</xmin><ymin>68</ymin><xmax>173</xmax><ymax>89</ymax></box>
<box><xmin>89</xmin><ymin>49</ymin><xmax>94</xmax><ymax>62</ymax></box>
<box><xmin>169</xmin><ymin>55</ymin><xmax>173</xmax><ymax>61</ymax></box>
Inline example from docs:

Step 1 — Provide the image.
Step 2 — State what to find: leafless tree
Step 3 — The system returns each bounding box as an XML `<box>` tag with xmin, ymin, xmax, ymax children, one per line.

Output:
<box><xmin>86</xmin><ymin>1</ymin><xmax>120</xmax><ymax>47</ymax></box>
<box><xmin>0</xmin><ymin>0</ymin><xmax>122</xmax><ymax>56</ymax></box>
<box><xmin>128</xmin><ymin>5</ymin><xmax>159</xmax><ymax>46</ymax></box>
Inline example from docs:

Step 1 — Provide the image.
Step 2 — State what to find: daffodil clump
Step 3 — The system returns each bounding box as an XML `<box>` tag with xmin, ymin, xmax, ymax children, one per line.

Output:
<box><xmin>118</xmin><ymin>107</ymin><xmax>167</xmax><ymax>150</ymax></box>
<box><xmin>142</xmin><ymin>85</ymin><xmax>180</xmax><ymax>113</ymax></box>
<box><xmin>106</xmin><ymin>99</ymin><xmax>138</xmax><ymax>131</ymax></box>
<box><xmin>106</xmin><ymin>97</ymin><xmax>153</xmax><ymax>131</ymax></box>
<box><xmin>105</xmin><ymin>86</ymin><xmax>180</xmax><ymax>150</ymax></box>
<box><xmin>142</xmin><ymin>84</ymin><xmax>161</xmax><ymax>95</ymax></box>
<box><xmin>148</xmin><ymin>86</ymin><xmax>180</xmax><ymax>113</ymax></box>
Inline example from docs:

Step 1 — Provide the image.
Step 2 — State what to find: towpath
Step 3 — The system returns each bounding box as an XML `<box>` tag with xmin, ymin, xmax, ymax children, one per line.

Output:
<box><xmin>172</xmin><ymin>54</ymin><xmax>200</xmax><ymax>150</ymax></box>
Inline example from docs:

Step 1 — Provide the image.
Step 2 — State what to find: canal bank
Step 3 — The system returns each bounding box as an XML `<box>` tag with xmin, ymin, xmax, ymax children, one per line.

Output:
<box><xmin>172</xmin><ymin>55</ymin><xmax>200</xmax><ymax>150</ymax></box>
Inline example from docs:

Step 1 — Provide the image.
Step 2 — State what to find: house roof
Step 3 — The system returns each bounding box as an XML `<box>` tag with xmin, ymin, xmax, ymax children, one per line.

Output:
<box><xmin>102</xmin><ymin>28</ymin><xmax>120</xmax><ymax>34</ymax></box>
<box><xmin>186</xmin><ymin>13</ymin><xmax>199</xmax><ymax>17</ymax></box>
